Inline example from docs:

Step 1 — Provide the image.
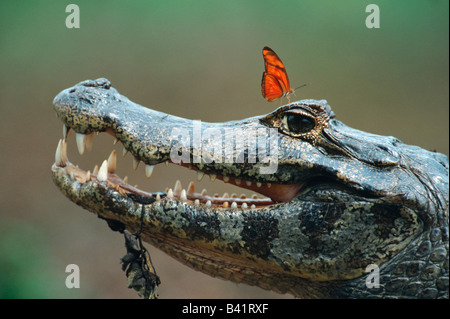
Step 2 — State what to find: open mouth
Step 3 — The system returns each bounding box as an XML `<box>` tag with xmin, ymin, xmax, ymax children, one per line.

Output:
<box><xmin>53</xmin><ymin>125</ymin><xmax>304</xmax><ymax>210</ymax></box>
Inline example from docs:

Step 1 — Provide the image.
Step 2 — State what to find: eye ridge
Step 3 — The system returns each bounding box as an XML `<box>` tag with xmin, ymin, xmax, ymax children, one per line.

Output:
<box><xmin>285</xmin><ymin>113</ymin><xmax>316</xmax><ymax>134</ymax></box>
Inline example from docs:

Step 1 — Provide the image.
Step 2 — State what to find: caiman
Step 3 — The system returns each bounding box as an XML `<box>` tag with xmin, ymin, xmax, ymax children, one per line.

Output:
<box><xmin>51</xmin><ymin>78</ymin><xmax>449</xmax><ymax>298</ymax></box>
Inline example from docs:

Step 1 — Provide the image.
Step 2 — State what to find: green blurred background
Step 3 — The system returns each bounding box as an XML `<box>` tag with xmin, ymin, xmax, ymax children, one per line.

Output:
<box><xmin>0</xmin><ymin>0</ymin><xmax>448</xmax><ymax>298</ymax></box>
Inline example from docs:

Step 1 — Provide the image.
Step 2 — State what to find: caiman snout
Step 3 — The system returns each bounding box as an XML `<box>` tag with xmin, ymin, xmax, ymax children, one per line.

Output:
<box><xmin>52</xmin><ymin>78</ymin><xmax>304</xmax><ymax>208</ymax></box>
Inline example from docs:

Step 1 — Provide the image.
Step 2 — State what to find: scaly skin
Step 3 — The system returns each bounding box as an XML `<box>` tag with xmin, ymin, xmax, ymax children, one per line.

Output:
<box><xmin>51</xmin><ymin>78</ymin><xmax>449</xmax><ymax>298</ymax></box>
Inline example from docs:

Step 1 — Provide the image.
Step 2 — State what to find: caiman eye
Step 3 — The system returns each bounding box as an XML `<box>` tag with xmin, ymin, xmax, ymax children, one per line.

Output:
<box><xmin>284</xmin><ymin>113</ymin><xmax>315</xmax><ymax>134</ymax></box>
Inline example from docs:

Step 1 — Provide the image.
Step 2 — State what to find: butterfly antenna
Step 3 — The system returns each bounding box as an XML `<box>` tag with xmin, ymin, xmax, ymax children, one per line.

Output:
<box><xmin>294</xmin><ymin>82</ymin><xmax>311</xmax><ymax>91</ymax></box>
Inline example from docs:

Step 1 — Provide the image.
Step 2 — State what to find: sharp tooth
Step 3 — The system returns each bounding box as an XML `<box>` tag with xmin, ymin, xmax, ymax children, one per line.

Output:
<box><xmin>174</xmin><ymin>180</ymin><xmax>182</xmax><ymax>194</ymax></box>
<box><xmin>75</xmin><ymin>133</ymin><xmax>86</xmax><ymax>155</ymax></box>
<box><xmin>55</xmin><ymin>139</ymin><xmax>63</xmax><ymax>165</ymax></box>
<box><xmin>86</xmin><ymin>133</ymin><xmax>94</xmax><ymax>152</ymax></box>
<box><xmin>156</xmin><ymin>194</ymin><xmax>161</xmax><ymax>201</ymax></box>
<box><xmin>235</xmin><ymin>178</ymin><xmax>241</xmax><ymax>185</ymax></box>
<box><xmin>122</xmin><ymin>147</ymin><xmax>128</xmax><ymax>157</ymax></box>
<box><xmin>231</xmin><ymin>193</ymin><xmax>238</xmax><ymax>198</ymax></box>
<box><xmin>123</xmin><ymin>176</ymin><xmax>128</xmax><ymax>183</ymax></box>
<box><xmin>194</xmin><ymin>199</ymin><xmax>200</xmax><ymax>206</ymax></box>
<box><xmin>223</xmin><ymin>193</ymin><xmax>229</xmax><ymax>198</ymax></box>
<box><xmin>210</xmin><ymin>174</ymin><xmax>216</xmax><ymax>182</ymax></box>
<box><xmin>107</xmin><ymin>150</ymin><xmax>117</xmax><ymax>173</ymax></box>
<box><xmin>240</xmin><ymin>194</ymin><xmax>247</xmax><ymax>199</ymax></box>
<box><xmin>197</xmin><ymin>171</ymin><xmax>204</xmax><ymax>181</ymax></box>
<box><xmin>60</xmin><ymin>139</ymin><xmax>68</xmax><ymax>164</ymax></box>
<box><xmin>256</xmin><ymin>182</ymin><xmax>262</xmax><ymax>187</ymax></box>
<box><xmin>133</xmin><ymin>158</ymin><xmax>140</xmax><ymax>170</ymax></box>
<box><xmin>167</xmin><ymin>188</ymin><xmax>174</xmax><ymax>199</ymax></box>
<box><xmin>86</xmin><ymin>170</ymin><xmax>91</xmax><ymax>181</ymax></box>
<box><xmin>241</xmin><ymin>203</ymin><xmax>248</xmax><ymax>209</ymax></box>
<box><xmin>97</xmin><ymin>160</ymin><xmax>108</xmax><ymax>181</ymax></box>
<box><xmin>188</xmin><ymin>181</ymin><xmax>195</xmax><ymax>193</ymax></box>
<box><xmin>113</xmin><ymin>138</ymin><xmax>119</xmax><ymax>145</ymax></box>
<box><xmin>93</xmin><ymin>165</ymin><xmax>99</xmax><ymax>175</ymax></box>
<box><xmin>231</xmin><ymin>202</ymin><xmax>237</xmax><ymax>209</ymax></box>
<box><xmin>267</xmin><ymin>183</ymin><xmax>272</xmax><ymax>188</ymax></box>
<box><xmin>201</xmin><ymin>189</ymin><xmax>207</xmax><ymax>196</ymax></box>
<box><xmin>250</xmin><ymin>204</ymin><xmax>256</xmax><ymax>209</ymax></box>
<box><xmin>252</xmin><ymin>194</ymin><xmax>258</xmax><ymax>199</ymax></box>
<box><xmin>145</xmin><ymin>165</ymin><xmax>155</xmax><ymax>178</ymax></box>
<box><xmin>223</xmin><ymin>202</ymin><xmax>229</xmax><ymax>208</ymax></box>
<box><xmin>180</xmin><ymin>189</ymin><xmax>187</xmax><ymax>202</ymax></box>
<box><xmin>165</xmin><ymin>161</ymin><xmax>169</xmax><ymax>167</ymax></box>
<box><xmin>246</xmin><ymin>180</ymin><xmax>252</xmax><ymax>187</ymax></box>
<box><xmin>205</xmin><ymin>200</ymin><xmax>212</xmax><ymax>207</ymax></box>
<box><xmin>223</xmin><ymin>176</ymin><xmax>229</xmax><ymax>182</ymax></box>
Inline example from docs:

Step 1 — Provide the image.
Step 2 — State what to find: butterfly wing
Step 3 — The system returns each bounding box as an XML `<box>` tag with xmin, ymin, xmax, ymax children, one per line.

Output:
<box><xmin>262</xmin><ymin>47</ymin><xmax>291</xmax><ymax>95</ymax></box>
<box><xmin>261</xmin><ymin>72</ymin><xmax>284</xmax><ymax>101</ymax></box>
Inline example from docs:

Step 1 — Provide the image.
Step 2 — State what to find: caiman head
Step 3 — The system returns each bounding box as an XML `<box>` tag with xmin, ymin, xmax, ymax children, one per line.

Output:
<box><xmin>51</xmin><ymin>78</ymin><xmax>449</xmax><ymax>298</ymax></box>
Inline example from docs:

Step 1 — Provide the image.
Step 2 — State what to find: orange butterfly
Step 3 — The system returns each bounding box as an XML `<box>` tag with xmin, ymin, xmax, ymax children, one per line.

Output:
<box><xmin>261</xmin><ymin>46</ymin><xmax>306</xmax><ymax>104</ymax></box>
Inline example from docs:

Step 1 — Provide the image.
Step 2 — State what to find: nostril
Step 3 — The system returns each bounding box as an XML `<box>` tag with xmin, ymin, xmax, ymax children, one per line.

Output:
<box><xmin>69</xmin><ymin>88</ymin><xmax>76</xmax><ymax>93</ymax></box>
